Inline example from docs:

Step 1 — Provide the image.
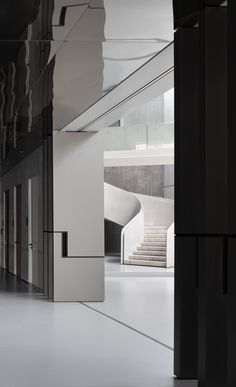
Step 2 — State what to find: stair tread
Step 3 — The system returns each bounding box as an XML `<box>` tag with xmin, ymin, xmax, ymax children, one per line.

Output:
<box><xmin>141</xmin><ymin>242</ymin><xmax>166</xmax><ymax>246</ymax></box>
<box><xmin>141</xmin><ymin>246</ymin><xmax>165</xmax><ymax>249</ymax></box>
<box><xmin>144</xmin><ymin>225</ymin><xmax>168</xmax><ymax>229</ymax></box>
<box><xmin>137</xmin><ymin>247</ymin><xmax>166</xmax><ymax>251</ymax></box>
<box><xmin>134</xmin><ymin>252</ymin><xmax>166</xmax><ymax>257</ymax></box>
<box><xmin>144</xmin><ymin>234</ymin><xmax>167</xmax><ymax>236</ymax></box>
<box><xmin>125</xmin><ymin>259</ymin><xmax>166</xmax><ymax>268</ymax></box>
<box><xmin>130</xmin><ymin>254</ymin><xmax>166</xmax><ymax>261</ymax></box>
<box><xmin>144</xmin><ymin>230</ymin><xmax>168</xmax><ymax>231</ymax></box>
<box><xmin>143</xmin><ymin>238</ymin><xmax>166</xmax><ymax>241</ymax></box>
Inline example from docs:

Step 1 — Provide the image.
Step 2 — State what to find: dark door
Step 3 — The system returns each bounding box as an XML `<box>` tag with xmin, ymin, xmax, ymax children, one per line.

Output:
<box><xmin>4</xmin><ymin>190</ymin><xmax>9</xmax><ymax>271</ymax></box>
<box><xmin>16</xmin><ymin>185</ymin><xmax>22</xmax><ymax>277</ymax></box>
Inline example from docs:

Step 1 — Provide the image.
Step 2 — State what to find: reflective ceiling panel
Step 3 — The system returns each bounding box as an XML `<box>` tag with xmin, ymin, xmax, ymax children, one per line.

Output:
<box><xmin>0</xmin><ymin>0</ymin><xmax>173</xmax><ymax>42</ymax></box>
<box><xmin>0</xmin><ymin>0</ymin><xmax>173</xmax><ymax>145</ymax></box>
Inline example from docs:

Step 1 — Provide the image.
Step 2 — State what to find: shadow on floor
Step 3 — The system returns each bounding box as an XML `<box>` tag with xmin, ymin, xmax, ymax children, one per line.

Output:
<box><xmin>0</xmin><ymin>268</ymin><xmax>43</xmax><ymax>297</ymax></box>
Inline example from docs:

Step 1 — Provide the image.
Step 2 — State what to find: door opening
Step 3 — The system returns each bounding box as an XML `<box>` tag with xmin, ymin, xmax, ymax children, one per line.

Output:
<box><xmin>28</xmin><ymin>176</ymin><xmax>39</xmax><ymax>287</ymax></box>
<box><xmin>15</xmin><ymin>185</ymin><xmax>22</xmax><ymax>277</ymax></box>
<box><xmin>4</xmin><ymin>190</ymin><xmax>10</xmax><ymax>272</ymax></box>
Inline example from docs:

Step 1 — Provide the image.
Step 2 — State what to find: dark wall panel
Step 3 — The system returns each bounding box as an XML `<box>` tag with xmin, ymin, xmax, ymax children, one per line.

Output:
<box><xmin>175</xmin><ymin>28</ymin><xmax>203</xmax><ymax>235</ymax></box>
<box><xmin>105</xmin><ymin>220</ymin><xmax>122</xmax><ymax>255</ymax></box>
<box><xmin>228</xmin><ymin>0</ymin><xmax>236</xmax><ymax>234</ymax></box>
<box><xmin>227</xmin><ymin>238</ymin><xmax>236</xmax><ymax>386</ymax></box>
<box><xmin>198</xmin><ymin>238</ymin><xmax>227</xmax><ymax>387</ymax></box>
<box><xmin>174</xmin><ymin>4</ymin><xmax>228</xmax><ymax>384</ymax></box>
<box><xmin>174</xmin><ymin>236</ymin><xmax>198</xmax><ymax>379</ymax></box>
<box><xmin>201</xmin><ymin>7</ymin><xmax>228</xmax><ymax>234</ymax></box>
<box><xmin>173</xmin><ymin>0</ymin><xmax>225</xmax><ymax>27</ymax></box>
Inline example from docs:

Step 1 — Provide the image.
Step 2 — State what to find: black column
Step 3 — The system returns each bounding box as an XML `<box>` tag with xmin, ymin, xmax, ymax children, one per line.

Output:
<box><xmin>174</xmin><ymin>26</ymin><xmax>200</xmax><ymax>379</ymax></box>
<box><xmin>227</xmin><ymin>1</ymin><xmax>236</xmax><ymax>386</ymax></box>
<box><xmin>173</xmin><ymin>0</ymin><xmax>228</xmax><ymax>384</ymax></box>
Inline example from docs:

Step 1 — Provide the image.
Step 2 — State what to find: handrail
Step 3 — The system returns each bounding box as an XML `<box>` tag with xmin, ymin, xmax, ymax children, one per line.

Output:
<box><xmin>121</xmin><ymin>204</ymin><xmax>144</xmax><ymax>264</ymax></box>
<box><xmin>166</xmin><ymin>222</ymin><xmax>174</xmax><ymax>267</ymax></box>
<box><xmin>104</xmin><ymin>182</ymin><xmax>141</xmax><ymax>226</ymax></box>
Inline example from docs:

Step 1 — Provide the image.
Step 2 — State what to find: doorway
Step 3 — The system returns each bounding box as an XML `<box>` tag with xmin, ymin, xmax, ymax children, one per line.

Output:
<box><xmin>28</xmin><ymin>176</ymin><xmax>39</xmax><ymax>287</ymax></box>
<box><xmin>4</xmin><ymin>190</ymin><xmax>10</xmax><ymax>272</ymax></box>
<box><xmin>15</xmin><ymin>185</ymin><xmax>22</xmax><ymax>277</ymax></box>
<box><xmin>103</xmin><ymin>89</ymin><xmax>175</xmax><ymax>275</ymax></box>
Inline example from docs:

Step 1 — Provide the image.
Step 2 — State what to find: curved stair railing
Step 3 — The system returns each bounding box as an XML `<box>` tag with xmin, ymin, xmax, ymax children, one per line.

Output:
<box><xmin>121</xmin><ymin>206</ymin><xmax>144</xmax><ymax>264</ymax></box>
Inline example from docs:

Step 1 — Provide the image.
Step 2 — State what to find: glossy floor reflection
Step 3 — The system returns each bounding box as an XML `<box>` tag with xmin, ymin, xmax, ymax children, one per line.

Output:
<box><xmin>0</xmin><ymin>269</ymin><xmax>196</xmax><ymax>387</ymax></box>
<box><xmin>0</xmin><ymin>269</ymin><xmax>41</xmax><ymax>295</ymax></box>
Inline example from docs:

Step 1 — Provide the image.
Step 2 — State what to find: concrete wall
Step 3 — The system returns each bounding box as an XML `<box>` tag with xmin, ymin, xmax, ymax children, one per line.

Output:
<box><xmin>164</xmin><ymin>165</ymin><xmax>174</xmax><ymax>199</ymax></box>
<box><xmin>104</xmin><ymin>165</ymin><xmax>165</xmax><ymax>197</ymax></box>
<box><xmin>104</xmin><ymin>165</ymin><xmax>174</xmax><ymax>199</ymax></box>
<box><xmin>0</xmin><ymin>146</ymin><xmax>44</xmax><ymax>288</ymax></box>
<box><xmin>53</xmin><ymin>131</ymin><xmax>104</xmax><ymax>301</ymax></box>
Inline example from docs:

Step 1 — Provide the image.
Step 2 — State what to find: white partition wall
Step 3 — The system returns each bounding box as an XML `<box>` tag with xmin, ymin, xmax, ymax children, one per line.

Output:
<box><xmin>52</xmin><ymin>131</ymin><xmax>104</xmax><ymax>302</ymax></box>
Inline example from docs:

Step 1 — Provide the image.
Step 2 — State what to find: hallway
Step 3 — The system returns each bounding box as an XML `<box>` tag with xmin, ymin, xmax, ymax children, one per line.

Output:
<box><xmin>0</xmin><ymin>270</ymin><xmax>196</xmax><ymax>387</ymax></box>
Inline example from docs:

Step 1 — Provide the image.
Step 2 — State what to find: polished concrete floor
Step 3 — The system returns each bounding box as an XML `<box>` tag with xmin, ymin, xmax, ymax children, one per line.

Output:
<box><xmin>0</xmin><ymin>269</ymin><xmax>197</xmax><ymax>387</ymax></box>
<box><xmin>105</xmin><ymin>256</ymin><xmax>174</xmax><ymax>277</ymax></box>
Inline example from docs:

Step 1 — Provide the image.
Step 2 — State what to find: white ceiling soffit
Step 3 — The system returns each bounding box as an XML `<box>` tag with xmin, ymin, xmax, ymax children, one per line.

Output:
<box><xmin>62</xmin><ymin>42</ymin><xmax>174</xmax><ymax>132</ymax></box>
<box><xmin>104</xmin><ymin>148</ymin><xmax>174</xmax><ymax>167</ymax></box>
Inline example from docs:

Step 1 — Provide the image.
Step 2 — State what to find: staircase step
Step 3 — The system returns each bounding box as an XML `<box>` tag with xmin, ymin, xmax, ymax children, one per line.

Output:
<box><xmin>144</xmin><ymin>225</ymin><xmax>168</xmax><ymax>230</ymax></box>
<box><xmin>143</xmin><ymin>238</ymin><xmax>166</xmax><ymax>242</ymax></box>
<box><xmin>144</xmin><ymin>234</ymin><xmax>167</xmax><ymax>239</ymax></box>
<box><xmin>125</xmin><ymin>259</ymin><xmax>166</xmax><ymax>268</ymax></box>
<box><xmin>129</xmin><ymin>254</ymin><xmax>166</xmax><ymax>261</ymax></box>
<box><xmin>137</xmin><ymin>246</ymin><xmax>166</xmax><ymax>252</ymax></box>
<box><xmin>144</xmin><ymin>229</ymin><xmax>167</xmax><ymax>233</ymax></box>
<box><xmin>134</xmin><ymin>250</ymin><xmax>166</xmax><ymax>256</ymax></box>
<box><xmin>141</xmin><ymin>242</ymin><xmax>166</xmax><ymax>247</ymax></box>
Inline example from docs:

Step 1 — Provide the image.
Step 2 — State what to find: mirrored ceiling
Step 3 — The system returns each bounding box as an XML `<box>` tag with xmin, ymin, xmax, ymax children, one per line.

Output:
<box><xmin>0</xmin><ymin>0</ymin><xmax>174</xmax><ymax>133</ymax></box>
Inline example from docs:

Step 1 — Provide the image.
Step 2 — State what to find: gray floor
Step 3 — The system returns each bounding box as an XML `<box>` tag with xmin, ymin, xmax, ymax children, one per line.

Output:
<box><xmin>0</xmin><ymin>269</ymin><xmax>197</xmax><ymax>387</ymax></box>
<box><xmin>105</xmin><ymin>256</ymin><xmax>174</xmax><ymax>277</ymax></box>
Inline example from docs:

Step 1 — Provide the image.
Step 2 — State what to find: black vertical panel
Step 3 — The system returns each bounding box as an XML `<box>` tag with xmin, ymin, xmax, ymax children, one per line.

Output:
<box><xmin>174</xmin><ymin>3</ymin><xmax>229</xmax><ymax>384</ymax></box>
<box><xmin>174</xmin><ymin>236</ymin><xmax>198</xmax><ymax>379</ymax></box>
<box><xmin>228</xmin><ymin>0</ymin><xmax>236</xmax><ymax>234</ymax></box>
<box><xmin>175</xmin><ymin>28</ymin><xmax>204</xmax><ymax>235</ymax></box>
<box><xmin>225</xmin><ymin>5</ymin><xmax>236</xmax><ymax>380</ymax></box>
<box><xmin>198</xmin><ymin>237</ymin><xmax>227</xmax><ymax>387</ymax></box>
<box><xmin>200</xmin><ymin>7</ymin><xmax>228</xmax><ymax>234</ymax></box>
<box><xmin>173</xmin><ymin>0</ymin><xmax>225</xmax><ymax>28</ymax></box>
<box><xmin>227</xmin><ymin>238</ymin><xmax>236</xmax><ymax>386</ymax></box>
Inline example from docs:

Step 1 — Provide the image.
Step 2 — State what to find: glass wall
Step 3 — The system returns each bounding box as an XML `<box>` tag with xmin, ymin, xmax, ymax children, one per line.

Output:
<box><xmin>104</xmin><ymin>88</ymin><xmax>174</xmax><ymax>151</ymax></box>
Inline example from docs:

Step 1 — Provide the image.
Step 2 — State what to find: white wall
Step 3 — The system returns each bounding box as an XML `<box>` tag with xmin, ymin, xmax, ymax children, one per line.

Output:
<box><xmin>53</xmin><ymin>131</ymin><xmax>104</xmax><ymax>301</ymax></box>
<box><xmin>0</xmin><ymin>146</ymin><xmax>44</xmax><ymax>288</ymax></box>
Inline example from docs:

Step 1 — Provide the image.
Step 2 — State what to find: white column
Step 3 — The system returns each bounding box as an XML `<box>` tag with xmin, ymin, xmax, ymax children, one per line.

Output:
<box><xmin>52</xmin><ymin>131</ymin><xmax>104</xmax><ymax>302</ymax></box>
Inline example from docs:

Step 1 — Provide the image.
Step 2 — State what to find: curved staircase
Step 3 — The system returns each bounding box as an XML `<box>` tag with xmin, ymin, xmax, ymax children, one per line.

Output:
<box><xmin>104</xmin><ymin>183</ymin><xmax>174</xmax><ymax>267</ymax></box>
<box><xmin>125</xmin><ymin>225</ymin><xmax>168</xmax><ymax>267</ymax></box>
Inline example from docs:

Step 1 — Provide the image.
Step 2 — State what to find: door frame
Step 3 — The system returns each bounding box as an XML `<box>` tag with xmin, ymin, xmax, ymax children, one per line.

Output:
<box><xmin>14</xmin><ymin>185</ymin><xmax>22</xmax><ymax>277</ymax></box>
<box><xmin>3</xmin><ymin>190</ymin><xmax>10</xmax><ymax>272</ymax></box>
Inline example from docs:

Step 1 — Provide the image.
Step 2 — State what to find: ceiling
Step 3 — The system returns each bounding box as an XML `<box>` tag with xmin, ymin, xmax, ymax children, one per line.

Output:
<box><xmin>0</xmin><ymin>0</ymin><xmax>173</xmax><ymax>172</ymax></box>
<box><xmin>0</xmin><ymin>0</ymin><xmax>173</xmax><ymax>129</ymax></box>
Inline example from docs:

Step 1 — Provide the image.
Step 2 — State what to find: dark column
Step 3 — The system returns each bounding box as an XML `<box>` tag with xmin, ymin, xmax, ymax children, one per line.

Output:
<box><xmin>173</xmin><ymin>0</ymin><xmax>228</xmax><ymax>384</ymax></box>
<box><xmin>198</xmin><ymin>238</ymin><xmax>227</xmax><ymax>387</ymax></box>
<box><xmin>174</xmin><ymin>27</ymin><xmax>200</xmax><ymax>379</ymax></box>
<box><xmin>227</xmin><ymin>1</ymin><xmax>236</xmax><ymax>386</ymax></box>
